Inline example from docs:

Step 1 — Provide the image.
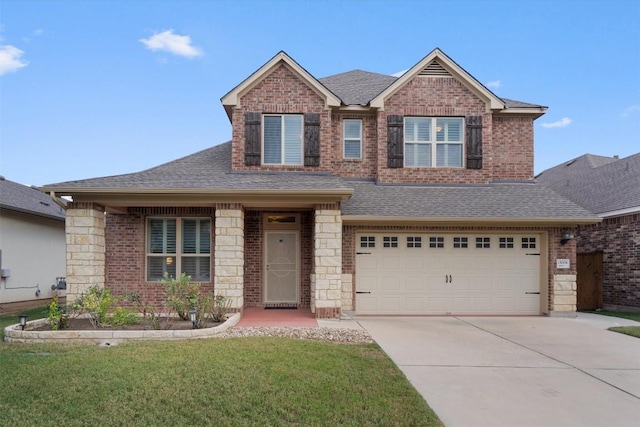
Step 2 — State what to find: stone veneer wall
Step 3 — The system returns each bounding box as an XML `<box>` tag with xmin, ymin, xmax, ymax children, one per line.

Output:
<box><xmin>214</xmin><ymin>204</ymin><xmax>244</xmax><ymax>310</ymax></box>
<box><xmin>547</xmin><ymin>228</ymin><xmax>577</xmax><ymax>314</ymax></box>
<box><xmin>66</xmin><ymin>203</ymin><xmax>105</xmax><ymax>302</ymax></box>
<box><xmin>313</xmin><ymin>204</ymin><xmax>342</xmax><ymax>318</ymax></box>
<box><xmin>577</xmin><ymin>213</ymin><xmax>640</xmax><ymax>310</ymax></box>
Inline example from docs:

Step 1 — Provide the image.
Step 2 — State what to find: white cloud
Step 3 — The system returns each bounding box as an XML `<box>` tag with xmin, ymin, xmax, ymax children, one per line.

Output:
<box><xmin>391</xmin><ymin>69</ymin><xmax>408</xmax><ymax>77</ymax></box>
<box><xmin>139</xmin><ymin>29</ymin><xmax>202</xmax><ymax>58</ymax></box>
<box><xmin>486</xmin><ymin>80</ymin><xmax>501</xmax><ymax>89</ymax></box>
<box><xmin>0</xmin><ymin>44</ymin><xmax>28</xmax><ymax>75</ymax></box>
<box><xmin>540</xmin><ymin>117</ymin><xmax>572</xmax><ymax>128</ymax></box>
<box><xmin>621</xmin><ymin>104</ymin><xmax>640</xmax><ymax>118</ymax></box>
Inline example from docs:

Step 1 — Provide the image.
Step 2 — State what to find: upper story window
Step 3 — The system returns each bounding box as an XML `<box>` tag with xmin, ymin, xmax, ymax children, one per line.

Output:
<box><xmin>343</xmin><ymin>119</ymin><xmax>362</xmax><ymax>159</ymax></box>
<box><xmin>147</xmin><ymin>218</ymin><xmax>211</xmax><ymax>282</ymax></box>
<box><xmin>263</xmin><ymin>114</ymin><xmax>303</xmax><ymax>165</ymax></box>
<box><xmin>404</xmin><ymin>117</ymin><xmax>463</xmax><ymax>168</ymax></box>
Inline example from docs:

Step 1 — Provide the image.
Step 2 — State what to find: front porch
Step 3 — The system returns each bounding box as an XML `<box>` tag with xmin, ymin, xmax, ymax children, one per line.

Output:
<box><xmin>64</xmin><ymin>202</ymin><xmax>346</xmax><ymax>319</ymax></box>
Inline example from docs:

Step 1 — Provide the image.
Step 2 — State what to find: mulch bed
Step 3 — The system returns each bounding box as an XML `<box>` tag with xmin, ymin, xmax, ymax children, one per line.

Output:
<box><xmin>32</xmin><ymin>317</ymin><xmax>222</xmax><ymax>331</ymax></box>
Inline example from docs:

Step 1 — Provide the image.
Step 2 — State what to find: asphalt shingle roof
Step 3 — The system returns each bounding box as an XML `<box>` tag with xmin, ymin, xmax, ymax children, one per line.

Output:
<box><xmin>41</xmin><ymin>143</ymin><xmax>595</xmax><ymax>222</ymax></box>
<box><xmin>318</xmin><ymin>70</ymin><xmax>398</xmax><ymax>106</ymax></box>
<box><xmin>536</xmin><ymin>153</ymin><xmax>640</xmax><ymax>215</ymax></box>
<box><xmin>341</xmin><ymin>180</ymin><xmax>595</xmax><ymax>219</ymax></box>
<box><xmin>0</xmin><ymin>177</ymin><xmax>65</xmax><ymax>220</ymax></box>
<box><xmin>318</xmin><ymin>71</ymin><xmax>544</xmax><ymax>109</ymax></box>
<box><xmin>42</xmin><ymin>142</ymin><xmax>350</xmax><ymax>192</ymax></box>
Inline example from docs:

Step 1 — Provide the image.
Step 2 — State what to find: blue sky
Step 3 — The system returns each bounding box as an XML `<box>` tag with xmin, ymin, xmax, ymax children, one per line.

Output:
<box><xmin>1</xmin><ymin>0</ymin><xmax>638</xmax><ymax>186</ymax></box>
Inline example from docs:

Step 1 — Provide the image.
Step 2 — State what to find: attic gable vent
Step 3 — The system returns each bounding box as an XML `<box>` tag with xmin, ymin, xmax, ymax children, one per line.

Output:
<box><xmin>419</xmin><ymin>60</ymin><xmax>452</xmax><ymax>77</ymax></box>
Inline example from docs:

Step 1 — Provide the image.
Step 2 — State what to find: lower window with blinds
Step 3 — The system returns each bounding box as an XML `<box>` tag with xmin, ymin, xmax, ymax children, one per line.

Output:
<box><xmin>146</xmin><ymin>217</ymin><xmax>211</xmax><ymax>281</ymax></box>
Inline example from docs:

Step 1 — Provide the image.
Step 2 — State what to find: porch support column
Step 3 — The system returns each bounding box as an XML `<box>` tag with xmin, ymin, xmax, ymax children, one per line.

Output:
<box><xmin>214</xmin><ymin>203</ymin><xmax>244</xmax><ymax>311</ymax></box>
<box><xmin>550</xmin><ymin>274</ymin><xmax>577</xmax><ymax>315</ymax></box>
<box><xmin>66</xmin><ymin>202</ymin><xmax>105</xmax><ymax>302</ymax></box>
<box><xmin>313</xmin><ymin>204</ymin><xmax>342</xmax><ymax>319</ymax></box>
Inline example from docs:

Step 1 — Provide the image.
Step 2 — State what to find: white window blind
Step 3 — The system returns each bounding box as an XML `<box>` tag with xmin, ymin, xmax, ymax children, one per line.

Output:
<box><xmin>344</xmin><ymin>119</ymin><xmax>362</xmax><ymax>159</ymax></box>
<box><xmin>147</xmin><ymin>218</ymin><xmax>211</xmax><ymax>281</ymax></box>
<box><xmin>404</xmin><ymin>117</ymin><xmax>463</xmax><ymax>167</ymax></box>
<box><xmin>263</xmin><ymin>115</ymin><xmax>302</xmax><ymax>165</ymax></box>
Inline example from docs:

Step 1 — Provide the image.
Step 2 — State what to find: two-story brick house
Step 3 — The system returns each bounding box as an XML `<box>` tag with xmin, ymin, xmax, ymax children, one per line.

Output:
<box><xmin>41</xmin><ymin>48</ymin><xmax>598</xmax><ymax>318</ymax></box>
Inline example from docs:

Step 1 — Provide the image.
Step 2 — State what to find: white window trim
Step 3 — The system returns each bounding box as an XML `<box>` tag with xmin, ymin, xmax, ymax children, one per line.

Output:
<box><xmin>404</xmin><ymin>117</ymin><xmax>464</xmax><ymax>168</ymax></box>
<box><xmin>146</xmin><ymin>217</ymin><xmax>212</xmax><ymax>282</ymax></box>
<box><xmin>262</xmin><ymin>114</ymin><xmax>303</xmax><ymax>165</ymax></box>
<box><xmin>343</xmin><ymin>119</ymin><xmax>362</xmax><ymax>159</ymax></box>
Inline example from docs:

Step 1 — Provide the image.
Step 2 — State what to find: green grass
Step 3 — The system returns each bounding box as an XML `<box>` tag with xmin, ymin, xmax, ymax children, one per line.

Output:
<box><xmin>609</xmin><ymin>326</ymin><xmax>640</xmax><ymax>338</ymax></box>
<box><xmin>582</xmin><ymin>310</ymin><xmax>640</xmax><ymax>339</ymax></box>
<box><xmin>0</xmin><ymin>306</ymin><xmax>49</xmax><ymax>341</ymax></box>
<box><xmin>0</xmin><ymin>313</ymin><xmax>442</xmax><ymax>426</ymax></box>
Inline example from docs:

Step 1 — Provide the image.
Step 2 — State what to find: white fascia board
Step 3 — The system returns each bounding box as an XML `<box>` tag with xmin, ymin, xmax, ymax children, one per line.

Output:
<box><xmin>598</xmin><ymin>206</ymin><xmax>640</xmax><ymax>218</ymax></box>
<box><xmin>221</xmin><ymin>51</ymin><xmax>340</xmax><ymax>108</ymax></box>
<box><xmin>370</xmin><ymin>48</ymin><xmax>505</xmax><ymax>110</ymax></box>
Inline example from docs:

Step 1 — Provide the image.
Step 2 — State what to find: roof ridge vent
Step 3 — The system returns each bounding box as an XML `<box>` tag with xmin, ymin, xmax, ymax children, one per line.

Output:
<box><xmin>419</xmin><ymin>60</ymin><xmax>452</xmax><ymax>77</ymax></box>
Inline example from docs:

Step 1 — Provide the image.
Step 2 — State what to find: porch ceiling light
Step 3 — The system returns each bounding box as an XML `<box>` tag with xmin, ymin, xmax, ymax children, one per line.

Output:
<box><xmin>18</xmin><ymin>314</ymin><xmax>28</xmax><ymax>330</ymax></box>
<box><xmin>189</xmin><ymin>309</ymin><xmax>197</xmax><ymax>329</ymax></box>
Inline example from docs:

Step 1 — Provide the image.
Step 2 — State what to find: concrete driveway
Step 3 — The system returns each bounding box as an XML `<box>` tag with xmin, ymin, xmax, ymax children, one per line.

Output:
<box><xmin>358</xmin><ymin>314</ymin><xmax>640</xmax><ymax>427</ymax></box>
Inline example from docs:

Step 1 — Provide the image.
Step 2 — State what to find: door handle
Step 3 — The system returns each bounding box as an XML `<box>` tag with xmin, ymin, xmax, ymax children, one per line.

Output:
<box><xmin>356</xmin><ymin>252</ymin><xmax>372</xmax><ymax>255</ymax></box>
<box><xmin>445</xmin><ymin>275</ymin><xmax>449</xmax><ymax>283</ymax></box>
<box><xmin>525</xmin><ymin>292</ymin><xmax>540</xmax><ymax>295</ymax></box>
<box><xmin>356</xmin><ymin>291</ymin><xmax>371</xmax><ymax>294</ymax></box>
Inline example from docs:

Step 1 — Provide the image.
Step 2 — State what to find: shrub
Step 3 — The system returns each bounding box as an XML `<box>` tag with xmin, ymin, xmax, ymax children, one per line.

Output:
<box><xmin>75</xmin><ymin>286</ymin><xmax>115</xmax><ymax>328</ymax></box>
<box><xmin>47</xmin><ymin>293</ymin><xmax>69</xmax><ymax>330</ymax></box>
<box><xmin>211</xmin><ymin>294</ymin><xmax>232</xmax><ymax>322</ymax></box>
<box><xmin>162</xmin><ymin>273</ymin><xmax>200</xmax><ymax>321</ymax></box>
<box><xmin>110</xmin><ymin>307</ymin><xmax>138</xmax><ymax>327</ymax></box>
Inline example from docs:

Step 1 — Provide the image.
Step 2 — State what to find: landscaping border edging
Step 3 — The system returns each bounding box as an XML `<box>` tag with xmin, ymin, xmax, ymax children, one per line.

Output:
<box><xmin>3</xmin><ymin>313</ymin><xmax>241</xmax><ymax>344</ymax></box>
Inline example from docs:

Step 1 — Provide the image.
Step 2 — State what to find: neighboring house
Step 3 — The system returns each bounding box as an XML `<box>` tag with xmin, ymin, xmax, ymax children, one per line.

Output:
<box><xmin>536</xmin><ymin>153</ymin><xmax>640</xmax><ymax>311</ymax></box>
<box><xmin>40</xmin><ymin>48</ymin><xmax>598</xmax><ymax>318</ymax></box>
<box><xmin>0</xmin><ymin>177</ymin><xmax>66</xmax><ymax>314</ymax></box>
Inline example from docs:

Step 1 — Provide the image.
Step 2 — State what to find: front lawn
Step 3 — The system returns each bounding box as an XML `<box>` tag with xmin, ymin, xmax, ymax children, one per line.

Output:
<box><xmin>582</xmin><ymin>310</ymin><xmax>640</xmax><ymax>339</ymax></box>
<box><xmin>0</xmin><ymin>332</ymin><xmax>442</xmax><ymax>425</ymax></box>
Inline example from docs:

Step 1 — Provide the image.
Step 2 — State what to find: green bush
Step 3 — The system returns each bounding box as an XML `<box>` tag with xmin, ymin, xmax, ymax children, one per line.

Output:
<box><xmin>162</xmin><ymin>273</ymin><xmax>200</xmax><ymax>321</ymax></box>
<box><xmin>110</xmin><ymin>307</ymin><xmax>138</xmax><ymax>327</ymax></box>
<box><xmin>47</xmin><ymin>293</ymin><xmax>69</xmax><ymax>330</ymax></box>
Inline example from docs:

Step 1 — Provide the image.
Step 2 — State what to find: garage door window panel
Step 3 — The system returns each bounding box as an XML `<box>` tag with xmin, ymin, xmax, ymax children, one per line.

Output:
<box><xmin>429</xmin><ymin>237</ymin><xmax>445</xmax><ymax>248</ymax></box>
<box><xmin>499</xmin><ymin>237</ymin><xmax>514</xmax><ymax>249</ymax></box>
<box><xmin>407</xmin><ymin>236</ymin><xmax>422</xmax><ymax>248</ymax></box>
<box><xmin>383</xmin><ymin>236</ymin><xmax>398</xmax><ymax>248</ymax></box>
<box><xmin>476</xmin><ymin>237</ymin><xmax>491</xmax><ymax>248</ymax></box>
<box><xmin>453</xmin><ymin>237</ymin><xmax>468</xmax><ymax>249</ymax></box>
<box><xmin>522</xmin><ymin>237</ymin><xmax>536</xmax><ymax>249</ymax></box>
<box><xmin>360</xmin><ymin>236</ymin><xmax>375</xmax><ymax>248</ymax></box>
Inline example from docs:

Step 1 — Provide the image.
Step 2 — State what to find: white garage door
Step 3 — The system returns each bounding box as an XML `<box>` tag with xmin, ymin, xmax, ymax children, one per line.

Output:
<box><xmin>355</xmin><ymin>233</ymin><xmax>542</xmax><ymax>315</ymax></box>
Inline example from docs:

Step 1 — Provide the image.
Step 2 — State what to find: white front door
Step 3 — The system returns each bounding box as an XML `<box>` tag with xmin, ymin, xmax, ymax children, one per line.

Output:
<box><xmin>264</xmin><ymin>231</ymin><xmax>299</xmax><ymax>304</ymax></box>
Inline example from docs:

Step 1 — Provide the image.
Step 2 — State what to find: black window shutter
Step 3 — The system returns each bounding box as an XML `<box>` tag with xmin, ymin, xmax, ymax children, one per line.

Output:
<box><xmin>387</xmin><ymin>115</ymin><xmax>404</xmax><ymax>168</ymax></box>
<box><xmin>466</xmin><ymin>116</ymin><xmax>483</xmax><ymax>169</ymax></box>
<box><xmin>244</xmin><ymin>112</ymin><xmax>261</xmax><ymax>166</ymax></box>
<box><xmin>304</xmin><ymin>113</ymin><xmax>321</xmax><ymax>166</ymax></box>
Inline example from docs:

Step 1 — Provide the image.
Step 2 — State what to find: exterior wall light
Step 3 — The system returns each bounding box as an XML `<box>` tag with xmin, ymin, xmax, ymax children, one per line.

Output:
<box><xmin>18</xmin><ymin>314</ymin><xmax>29</xmax><ymax>330</ymax></box>
<box><xmin>561</xmin><ymin>230</ymin><xmax>575</xmax><ymax>245</ymax></box>
<box><xmin>189</xmin><ymin>309</ymin><xmax>197</xmax><ymax>329</ymax></box>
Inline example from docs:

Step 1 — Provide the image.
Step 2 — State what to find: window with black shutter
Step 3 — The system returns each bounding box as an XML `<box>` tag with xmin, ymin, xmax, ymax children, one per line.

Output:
<box><xmin>387</xmin><ymin>115</ymin><xmax>404</xmax><ymax>168</ymax></box>
<box><xmin>244</xmin><ymin>112</ymin><xmax>261</xmax><ymax>166</ymax></box>
<box><xmin>466</xmin><ymin>116</ymin><xmax>483</xmax><ymax>169</ymax></box>
<box><xmin>304</xmin><ymin>113</ymin><xmax>320</xmax><ymax>166</ymax></box>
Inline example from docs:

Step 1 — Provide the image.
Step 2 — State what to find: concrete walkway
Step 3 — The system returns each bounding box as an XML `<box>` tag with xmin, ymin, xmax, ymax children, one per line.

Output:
<box><xmin>357</xmin><ymin>314</ymin><xmax>640</xmax><ymax>427</ymax></box>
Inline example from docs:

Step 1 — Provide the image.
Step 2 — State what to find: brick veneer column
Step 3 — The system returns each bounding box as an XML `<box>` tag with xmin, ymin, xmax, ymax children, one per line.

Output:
<box><xmin>214</xmin><ymin>204</ymin><xmax>244</xmax><ymax>311</ymax></box>
<box><xmin>313</xmin><ymin>204</ymin><xmax>342</xmax><ymax>318</ymax></box>
<box><xmin>66</xmin><ymin>202</ymin><xmax>105</xmax><ymax>302</ymax></box>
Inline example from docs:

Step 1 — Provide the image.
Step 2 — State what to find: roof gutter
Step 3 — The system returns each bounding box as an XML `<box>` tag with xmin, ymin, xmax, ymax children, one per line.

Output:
<box><xmin>341</xmin><ymin>215</ymin><xmax>601</xmax><ymax>226</ymax></box>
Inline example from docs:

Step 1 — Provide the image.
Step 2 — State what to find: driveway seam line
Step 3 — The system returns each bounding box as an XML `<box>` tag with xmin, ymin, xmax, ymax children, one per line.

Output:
<box><xmin>454</xmin><ymin>317</ymin><xmax>640</xmax><ymax>401</ymax></box>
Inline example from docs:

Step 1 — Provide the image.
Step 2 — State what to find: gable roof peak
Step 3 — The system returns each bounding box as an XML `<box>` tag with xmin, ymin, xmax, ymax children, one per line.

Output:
<box><xmin>220</xmin><ymin>51</ymin><xmax>341</xmax><ymax>120</ymax></box>
<box><xmin>370</xmin><ymin>48</ymin><xmax>505</xmax><ymax>110</ymax></box>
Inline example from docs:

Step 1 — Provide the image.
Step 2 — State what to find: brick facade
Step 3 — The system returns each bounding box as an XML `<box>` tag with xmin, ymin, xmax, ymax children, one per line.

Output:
<box><xmin>67</xmin><ymin>52</ymin><xmax>565</xmax><ymax>319</ymax></box>
<box><xmin>577</xmin><ymin>213</ymin><xmax>640</xmax><ymax>309</ymax></box>
<box><xmin>104</xmin><ymin>207</ymin><xmax>215</xmax><ymax>309</ymax></box>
